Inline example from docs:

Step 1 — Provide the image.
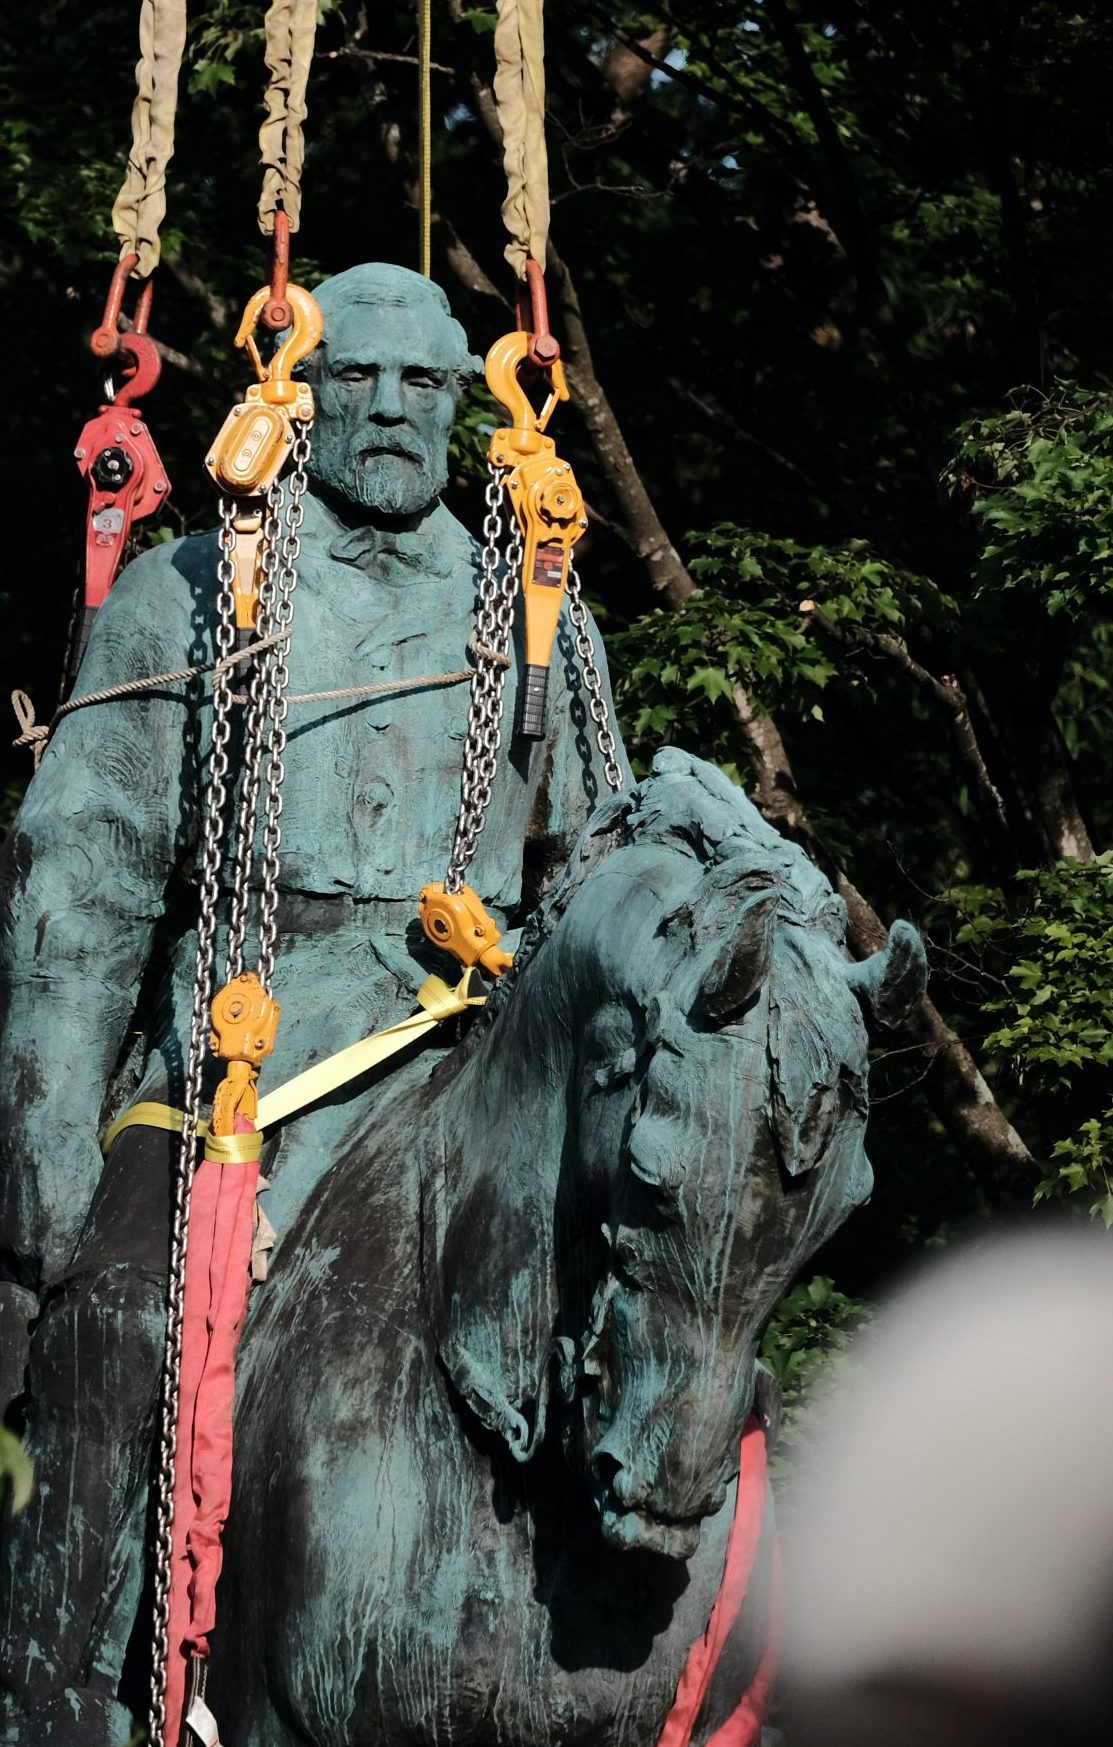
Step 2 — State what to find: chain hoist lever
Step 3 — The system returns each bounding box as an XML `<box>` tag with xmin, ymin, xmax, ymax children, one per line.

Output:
<box><xmin>485</xmin><ymin>330</ymin><xmax>587</xmax><ymax>739</ymax></box>
<box><xmin>70</xmin><ymin>264</ymin><xmax>170</xmax><ymax>682</ymax></box>
<box><xmin>205</xmin><ymin>281</ymin><xmax>323</xmax><ymax>647</ymax></box>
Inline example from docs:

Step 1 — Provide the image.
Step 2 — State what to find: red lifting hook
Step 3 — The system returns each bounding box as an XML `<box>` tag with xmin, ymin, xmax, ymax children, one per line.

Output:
<box><xmin>90</xmin><ymin>254</ymin><xmax>154</xmax><ymax>360</ymax></box>
<box><xmin>261</xmin><ymin>210</ymin><xmax>293</xmax><ymax>333</ymax></box>
<box><xmin>515</xmin><ymin>258</ymin><xmax>561</xmax><ymax>369</ymax></box>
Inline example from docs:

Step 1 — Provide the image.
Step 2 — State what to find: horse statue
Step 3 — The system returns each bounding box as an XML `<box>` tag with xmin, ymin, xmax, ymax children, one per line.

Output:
<box><xmin>211</xmin><ymin>747</ymin><xmax>926</xmax><ymax>1747</ymax></box>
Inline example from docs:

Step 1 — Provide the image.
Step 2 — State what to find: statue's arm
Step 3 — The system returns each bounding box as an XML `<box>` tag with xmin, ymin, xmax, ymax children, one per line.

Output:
<box><xmin>0</xmin><ymin>542</ymin><xmax>202</xmax><ymax>1293</ymax></box>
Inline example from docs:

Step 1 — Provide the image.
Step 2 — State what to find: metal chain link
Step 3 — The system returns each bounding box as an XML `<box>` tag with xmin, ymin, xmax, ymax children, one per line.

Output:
<box><xmin>445</xmin><ymin>465</ymin><xmax>519</xmax><ymax>892</ymax></box>
<box><xmin>225</xmin><ymin>488</ymin><xmax>282</xmax><ymax>982</ymax></box>
<box><xmin>148</xmin><ymin>497</ymin><xmax>239</xmax><ymax>1747</ymax></box>
<box><xmin>256</xmin><ymin>427</ymin><xmax>310</xmax><ymax>991</ymax></box>
<box><xmin>148</xmin><ymin>427</ymin><xmax>311</xmax><ymax>1739</ymax></box>
<box><xmin>567</xmin><ymin>558</ymin><xmax>624</xmax><ymax>793</ymax></box>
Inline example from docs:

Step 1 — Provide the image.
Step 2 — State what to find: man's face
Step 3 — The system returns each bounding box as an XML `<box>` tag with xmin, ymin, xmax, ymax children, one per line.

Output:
<box><xmin>308</xmin><ymin>299</ymin><xmax>461</xmax><ymax>522</ymax></box>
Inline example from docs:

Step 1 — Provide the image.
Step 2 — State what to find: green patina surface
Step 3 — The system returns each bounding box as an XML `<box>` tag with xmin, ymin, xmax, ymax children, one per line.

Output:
<box><xmin>0</xmin><ymin>266</ymin><xmax>924</xmax><ymax>1747</ymax></box>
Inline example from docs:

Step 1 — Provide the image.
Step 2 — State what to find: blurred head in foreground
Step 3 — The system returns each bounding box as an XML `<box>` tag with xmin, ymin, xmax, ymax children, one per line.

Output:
<box><xmin>780</xmin><ymin>1227</ymin><xmax>1113</xmax><ymax>1747</ymax></box>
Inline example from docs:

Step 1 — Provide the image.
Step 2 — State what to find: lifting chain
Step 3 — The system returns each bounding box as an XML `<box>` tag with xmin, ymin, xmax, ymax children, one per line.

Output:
<box><xmin>257</xmin><ymin>428</ymin><xmax>310</xmax><ymax>992</ymax></box>
<box><xmin>148</xmin><ymin>425</ymin><xmax>311</xmax><ymax>1747</ymax></box>
<box><xmin>149</xmin><ymin>497</ymin><xmax>239</xmax><ymax>1747</ymax></box>
<box><xmin>567</xmin><ymin>557</ymin><xmax>624</xmax><ymax>795</ymax></box>
<box><xmin>444</xmin><ymin>465</ymin><xmax>520</xmax><ymax>894</ymax></box>
<box><xmin>226</xmin><ymin>484</ymin><xmax>282</xmax><ymax>982</ymax></box>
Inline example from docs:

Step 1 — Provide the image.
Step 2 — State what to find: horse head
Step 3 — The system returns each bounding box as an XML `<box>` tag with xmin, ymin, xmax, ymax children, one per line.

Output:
<box><xmin>431</xmin><ymin>749</ymin><xmax>926</xmax><ymax>1561</ymax></box>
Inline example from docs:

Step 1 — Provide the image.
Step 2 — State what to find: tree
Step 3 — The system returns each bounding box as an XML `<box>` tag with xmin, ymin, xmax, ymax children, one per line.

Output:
<box><xmin>2</xmin><ymin>0</ymin><xmax>1111</xmax><ymax>1318</ymax></box>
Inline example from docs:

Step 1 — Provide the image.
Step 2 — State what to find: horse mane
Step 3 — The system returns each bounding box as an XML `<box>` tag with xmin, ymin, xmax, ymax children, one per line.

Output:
<box><xmin>484</xmin><ymin>747</ymin><xmax>845</xmax><ymax>1027</ymax></box>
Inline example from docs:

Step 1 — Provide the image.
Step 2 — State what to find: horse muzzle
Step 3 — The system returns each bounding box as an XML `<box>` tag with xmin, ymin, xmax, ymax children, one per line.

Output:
<box><xmin>598</xmin><ymin>1495</ymin><xmax>703</xmax><ymax>1560</ymax></box>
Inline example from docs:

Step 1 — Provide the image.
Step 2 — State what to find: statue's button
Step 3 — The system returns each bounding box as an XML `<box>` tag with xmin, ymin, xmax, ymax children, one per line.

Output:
<box><xmin>358</xmin><ymin>780</ymin><xmax>393</xmax><ymax>811</ymax></box>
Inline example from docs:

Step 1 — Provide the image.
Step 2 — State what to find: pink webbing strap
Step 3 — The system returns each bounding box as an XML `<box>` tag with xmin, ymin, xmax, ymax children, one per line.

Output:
<box><xmin>705</xmin><ymin>1540</ymin><xmax>784</xmax><ymax>1747</ymax></box>
<box><xmin>654</xmin><ymin>1417</ymin><xmax>777</xmax><ymax>1747</ymax></box>
<box><xmin>164</xmin><ymin>1117</ymin><xmax>260</xmax><ymax>1747</ymax></box>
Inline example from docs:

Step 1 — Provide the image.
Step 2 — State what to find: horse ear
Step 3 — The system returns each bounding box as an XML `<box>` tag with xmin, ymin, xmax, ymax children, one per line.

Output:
<box><xmin>846</xmin><ymin>919</ymin><xmax>927</xmax><ymax>1029</ymax></box>
<box><xmin>700</xmin><ymin>889</ymin><xmax>778</xmax><ymax>1023</ymax></box>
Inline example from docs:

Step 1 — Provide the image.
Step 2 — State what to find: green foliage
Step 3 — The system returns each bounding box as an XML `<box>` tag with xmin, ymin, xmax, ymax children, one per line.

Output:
<box><xmin>937</xmin><ymin>859</ymin><xmax>1113</xmax><ymax>1219</ymax></box>
<box><xmin>611</xmin><ymin>523</ymin><xmax>947</xmax><ymax>780</ymax></box>
<box><xmin>0</xmin><ymin>1426</ymin><xmax>32</xmax><ymax>1517</ymax></box>
<box><xmin>947</xmin><ymin>386</ymin><xmax>1113</xmax><ymax>620</ymax></box>
<box><xmin>760</xmin><ymin>1275</ymin><xmax>869</xmax><ymax>1445</ymax></box>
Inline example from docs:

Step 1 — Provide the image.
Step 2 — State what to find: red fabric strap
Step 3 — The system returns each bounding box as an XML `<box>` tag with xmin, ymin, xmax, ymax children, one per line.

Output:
<box><xmin>164</xmin><ymin>1117</ymin><xmax>259</xmax><ymax>1747</ymax></box>
<box><xmin>654</xmin><ymin>1417</ymin><xmax>778</xmax><ymax>1747</ymax></box>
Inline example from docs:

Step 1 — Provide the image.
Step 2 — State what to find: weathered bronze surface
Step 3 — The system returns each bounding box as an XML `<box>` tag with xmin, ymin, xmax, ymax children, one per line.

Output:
<box><xmin>0</xmin><ymin>265</ymin><xmax>925</xmax><ymax>1746</ymax></box>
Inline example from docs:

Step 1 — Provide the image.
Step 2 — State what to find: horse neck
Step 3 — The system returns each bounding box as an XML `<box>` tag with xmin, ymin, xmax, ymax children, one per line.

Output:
<box><xmin>444</xmin><ymin>953</ymin><xmax>576</xmax><ymax>1188</ymax></box>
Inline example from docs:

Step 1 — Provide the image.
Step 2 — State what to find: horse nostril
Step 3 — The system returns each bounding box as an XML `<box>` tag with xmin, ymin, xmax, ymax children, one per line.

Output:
<box><xmin>592</xmin><ymin>1450</ymin><xmax>623</xmax><ymax>1493</ymax></box>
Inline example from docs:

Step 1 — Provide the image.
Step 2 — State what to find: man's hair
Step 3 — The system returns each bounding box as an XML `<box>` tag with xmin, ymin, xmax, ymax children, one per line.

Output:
<box><xmin>299</xmin><ymin>262</ymin><xmax>483</xmax><ymax>389</ymax></box>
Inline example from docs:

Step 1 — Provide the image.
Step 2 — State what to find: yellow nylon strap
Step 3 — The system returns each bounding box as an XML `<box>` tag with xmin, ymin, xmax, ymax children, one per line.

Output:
<box><xmin>206</xmin><ymin>1130</ymin><xmax>265</xmax><ymax>1164</ymax></box>
<box><xmin>97</xmin><ymin>1104</ymin><xmax>261</xmax><ymax>1163</ymax></box>
<box><xmin>110</xmin><ymin>0</ymin><xmax>189</xmax><ymax>276</ymax></box>
<box><xmin>258</xmin><ymin>0</ymin><xmax>319</xmax><ymax>234</ymax></box>
<box><xmin>101</xmin><ymin>1100</ymin><xmax>188</xmax><ymax>1154</ymax></box>
<box><xmin>493</xmin><ymin>0</ymin><xmax>550</xmax><ymax>277</ymax></box>
<box><xmin>100</xmin><ymin>973</ymin><xmax>485</xmax><ymax>1156</ymax></box>
<box><xmin>253</xmin><ymin>972</ymin><xmax>483</xmax><ymax>1128</ymax></box>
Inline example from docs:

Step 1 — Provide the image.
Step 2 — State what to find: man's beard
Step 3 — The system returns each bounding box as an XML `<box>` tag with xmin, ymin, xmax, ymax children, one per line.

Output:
<box><xmin>313</xmin><ymin>439</ymin><xmax>447</xmax><ymax>522</ymax></box>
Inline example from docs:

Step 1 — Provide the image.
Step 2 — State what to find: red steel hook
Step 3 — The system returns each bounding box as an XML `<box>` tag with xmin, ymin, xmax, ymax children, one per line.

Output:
<box><xmin>91</xmin><ymin>255</ymin><xmax>154</xmax><ymax>359</ymax></box>
<box><xmin>515</xmin><ymin>258</ymin><xmax>560</xmax><ymax>369</ymax></box>
<box><xmin>261</xmin><ymin>210</ymin><xmax>293</xmax><ymax>333</ymax></box>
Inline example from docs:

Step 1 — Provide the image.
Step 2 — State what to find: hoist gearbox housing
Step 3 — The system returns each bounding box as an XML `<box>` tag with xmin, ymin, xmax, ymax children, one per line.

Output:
<box><xmin>418</xmin><ymin>883</ymin><xmax>513</xmax><ymax>978</ymax></box>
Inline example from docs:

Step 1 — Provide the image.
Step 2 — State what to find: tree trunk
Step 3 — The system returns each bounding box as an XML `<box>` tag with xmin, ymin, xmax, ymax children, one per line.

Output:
<box><xmin>439</xmin><ymin>6</ymin><xmax>1038</xmax><ymax>1188</ymax></box>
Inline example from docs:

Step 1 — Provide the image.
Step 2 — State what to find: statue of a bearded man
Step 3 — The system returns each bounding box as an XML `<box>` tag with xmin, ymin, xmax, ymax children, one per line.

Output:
<box><xmin>0</xmin><ymin>264</ymin><xmax>627</xmax><ymax>1744</ymax></box>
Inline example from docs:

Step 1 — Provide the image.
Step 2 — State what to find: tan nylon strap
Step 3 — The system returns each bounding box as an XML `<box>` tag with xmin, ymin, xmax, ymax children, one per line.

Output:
<box><xmin>493</xmin><ymin>0</ymin><xmax>550</xmax><ymax>277</ymax></box>
<box><xmin>110</xmin><ymin>0</ymin><xmax>189</xmax><ymax>276</ymax></box>
<box><xmin>258</xmin><ymin>0</ymin><xmax>318</xmax><ymax>234</ymax></box>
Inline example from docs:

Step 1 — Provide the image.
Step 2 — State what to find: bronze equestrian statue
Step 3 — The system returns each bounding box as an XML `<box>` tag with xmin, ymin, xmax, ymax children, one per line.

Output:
<box><xmin>0</xmin><ymin>264</ymin><xmax>926</xmax><ymax>1746</ymax></box>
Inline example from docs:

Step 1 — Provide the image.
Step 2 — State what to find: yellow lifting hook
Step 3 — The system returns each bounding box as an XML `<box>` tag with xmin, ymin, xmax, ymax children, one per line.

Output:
<box><xmin>485</xmin><ymin>331</ymin><xmax>588</xmax><ymax>739</ymax></box>
<box><xmin>205</xmin><ymin>283</ymin><xmax>324</xmax><ymax>644</ymax></box>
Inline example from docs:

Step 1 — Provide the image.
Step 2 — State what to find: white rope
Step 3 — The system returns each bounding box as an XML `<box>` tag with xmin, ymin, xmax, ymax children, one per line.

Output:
<box><xmin>12</xmin><ymin>636</ymin><xmax>509</xmax><ymax>769</ymax></box>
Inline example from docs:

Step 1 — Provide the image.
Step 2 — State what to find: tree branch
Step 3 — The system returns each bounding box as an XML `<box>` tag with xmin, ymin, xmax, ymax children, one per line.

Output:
<box><xmin>440</xmin><ymin>1</ymin><xmax>1035</xmax><ymax>1184</ymax></box>
<box><xmin>731</xmin><ymin>680</ymin><xmax>1035</xmax><ymax>1186</ymax></box>
<box><xmin>800</xmin><ymin>600</ymin><xmax>1015</xmax><ymax>864</ymax></box>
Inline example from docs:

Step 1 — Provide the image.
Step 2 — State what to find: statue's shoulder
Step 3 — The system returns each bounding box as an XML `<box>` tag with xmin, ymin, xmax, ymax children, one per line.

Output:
<box><xmin>428</xmin><ymin>500</ymin><xmax>483</xmax><ymax>574</ymax></box>
<box><xmin>94</xmin><ymin>527</ymin><xmax>222</xmax><ymax>663</ymax></box>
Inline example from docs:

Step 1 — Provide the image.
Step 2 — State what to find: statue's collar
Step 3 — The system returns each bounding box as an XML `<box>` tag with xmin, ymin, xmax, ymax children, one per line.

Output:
<box><xmin>302</xmin><ymin>492</ymin><xmax>469</xmax><ymax>583</ymax></box>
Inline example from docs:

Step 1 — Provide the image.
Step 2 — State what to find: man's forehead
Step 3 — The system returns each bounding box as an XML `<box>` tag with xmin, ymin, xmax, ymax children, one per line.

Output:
<box><xmin>322</xmin><ymin>298</ymin><xmax>460</xmax><ymax>368</ymax></box>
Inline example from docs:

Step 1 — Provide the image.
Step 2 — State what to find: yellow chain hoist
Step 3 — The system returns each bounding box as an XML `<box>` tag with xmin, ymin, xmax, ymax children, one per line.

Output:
<box><xmin>204</xmin><ymin>234</ymin><xmax>323</xmax><ymax>646</ymax></box>
<box><xmin>418</xmin><ymin>264</ymin><xmax>592</xmax><ymax>980</ymax></box>
<box><xmin>485</xmin><ymin>330</ymin><xmax>588</xmax><ymax>738</ymax></box>
<box><xmin>209</xmin><ymin>972</ymin><xmax>281</xmax><ymax>1137</ymax></box>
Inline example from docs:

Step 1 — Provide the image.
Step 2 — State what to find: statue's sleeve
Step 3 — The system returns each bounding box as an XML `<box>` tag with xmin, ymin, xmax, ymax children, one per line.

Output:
<box><xmin>536</xmin><ymin>600</ymin><xmax>633</xmax><ymax>870</ymax></box>
<box><xmin>0</xmin><ymin>541</ymin><xmax>202</xmax><ymax>1290</ymax></box>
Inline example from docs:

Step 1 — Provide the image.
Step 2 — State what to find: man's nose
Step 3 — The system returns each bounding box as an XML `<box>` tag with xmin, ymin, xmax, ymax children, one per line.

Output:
<box><xmin>367</xmin><ymin>370</ymin><xmax>406</xmax><ymax>425</ymax></box>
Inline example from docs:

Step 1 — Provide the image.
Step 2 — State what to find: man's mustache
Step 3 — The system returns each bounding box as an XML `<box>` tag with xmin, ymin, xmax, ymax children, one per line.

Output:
<box><xmin>357</xmin><ymin>438</ymin><xmax>425</xmax><ymax>464</ymax></box>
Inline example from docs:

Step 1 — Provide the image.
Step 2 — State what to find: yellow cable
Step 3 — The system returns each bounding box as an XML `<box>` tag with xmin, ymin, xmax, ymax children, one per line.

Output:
<box><xmin>418</xmin><ymin>0</ymin><xmax>433</xmax><ymax>274</ymax></box>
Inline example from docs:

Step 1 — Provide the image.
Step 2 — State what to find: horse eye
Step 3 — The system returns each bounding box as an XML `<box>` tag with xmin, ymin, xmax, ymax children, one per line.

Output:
<box><xmin>612</xmin><ymin>1246</ymin><xmax>644</xmax><ymax>1292</ymax></box>
<box><xmin>592</xmin><ymin>1047</ymin><xmax>637</xmax><ymax>1091</ymax></box>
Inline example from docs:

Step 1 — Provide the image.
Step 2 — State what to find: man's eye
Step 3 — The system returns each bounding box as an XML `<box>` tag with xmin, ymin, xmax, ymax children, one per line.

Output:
<box><xmin>403</xmin><ymin>370</ymin><xmax>447</xmax><ymax>389</ymax></box>
<box><xmin>336</xmin><ymin>367</ymin><xmax>371</xmax><ymax>384</ymax></box>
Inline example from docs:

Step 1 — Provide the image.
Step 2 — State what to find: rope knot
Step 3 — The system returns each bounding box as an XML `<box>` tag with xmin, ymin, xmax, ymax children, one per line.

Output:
<box><xmin>467</xmin><ymin>630</ymin><xmax>511</xmax><ymax>670</ymax></box>
<box><xmin>11</xmin><ymin>691</ymin><xmax>50</xmax><ymax>769</ymax></box>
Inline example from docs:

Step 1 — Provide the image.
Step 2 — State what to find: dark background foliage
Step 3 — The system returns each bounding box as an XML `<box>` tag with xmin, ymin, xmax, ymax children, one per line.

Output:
<box><xmin>3</xmin><ymin>0</ymin><xmax>1112</xmax><ymax>1357</ymax></box>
